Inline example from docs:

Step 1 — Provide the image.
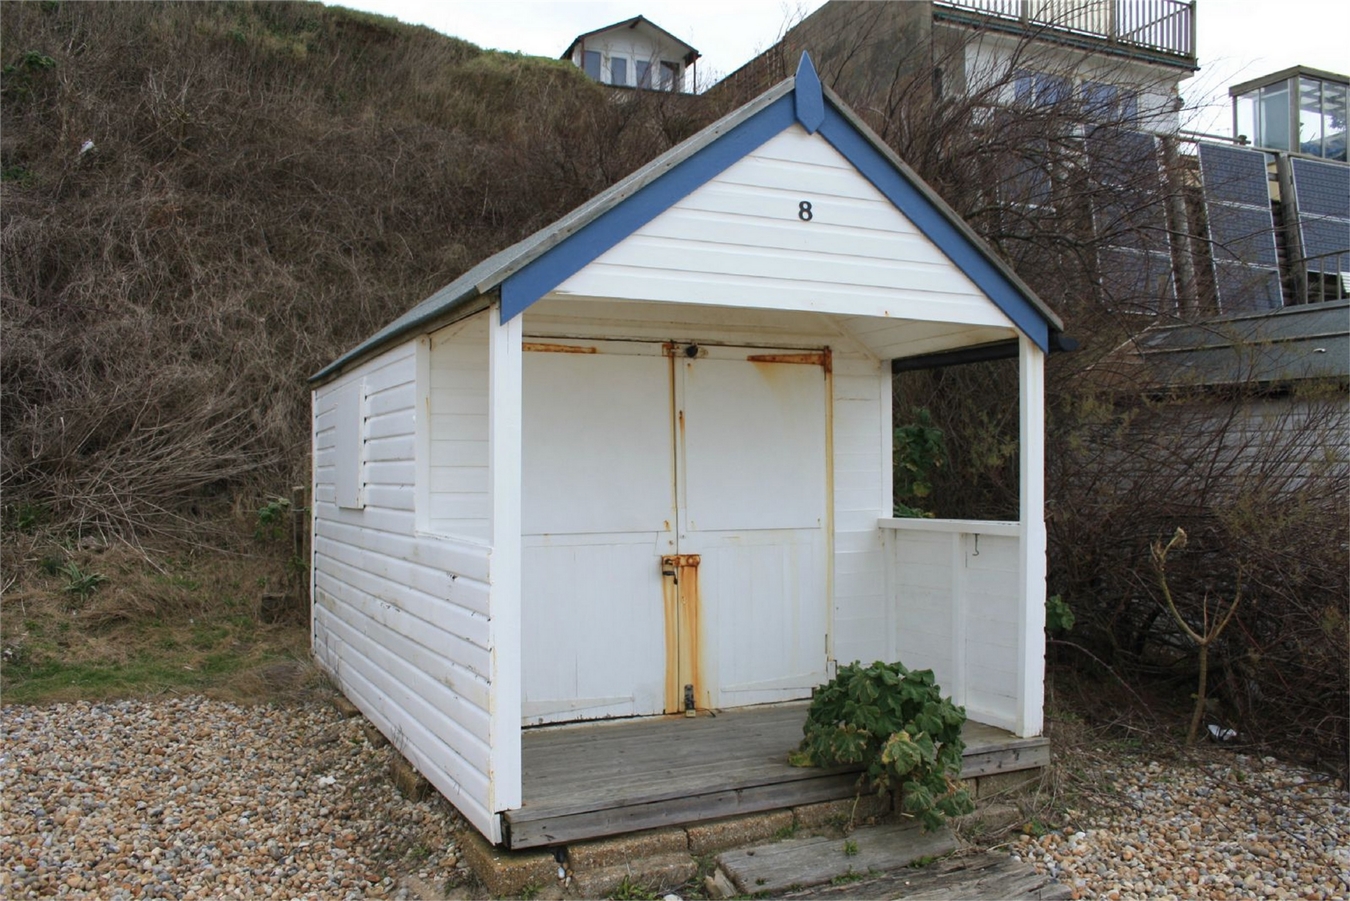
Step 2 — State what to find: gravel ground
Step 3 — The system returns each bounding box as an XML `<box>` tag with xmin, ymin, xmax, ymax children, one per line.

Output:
<box><xmin>1013</xmin><ymin>749</ymin><xmax>1349</xmax><ymax>901</ymax></box>
<box><xmin>0</xmin><ymin>696</ymin><xmax>466</xmax><ymax>900</ymax></box>
<box><xmin>4</xmin><ymin>697</ymin><xmax>1347</xmax><ymax>901</ymax></box>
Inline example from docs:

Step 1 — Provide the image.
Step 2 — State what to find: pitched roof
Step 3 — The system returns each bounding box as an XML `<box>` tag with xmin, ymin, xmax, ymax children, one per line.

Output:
<box><xmin>313</xmin><ymin>54</ymin><xmax>1063</xmax><ymax>383</ymax></box>
<box><xmin>1123</xmin><ymin>301</ymin><xmax>1350</xmax><ymax>388</ymax></box>
<box><xmin>560</xmin><ymin>16</ymin><xmax>699</xmax><ymax>66</ymax></box>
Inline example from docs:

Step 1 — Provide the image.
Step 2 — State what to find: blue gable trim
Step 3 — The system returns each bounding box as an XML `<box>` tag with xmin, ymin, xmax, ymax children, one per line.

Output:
<box><xmin>815</xmin><ymin>107</ymin><xmax>1050</xmax><ymax>352</ymax></box>
<box><xmin>501</xmin><ymin>94</ymin><xmax>797</xmax><ymax>321</ymax></box>
<box><xmin>794</xmin><ymin>53</ymin><xmax>825</xmax><ymax>134</ymax></box>
<box><xmin>499</xmin><ymin>64</ymin><xmax>1050</xmax><ymax>351</ymax></box>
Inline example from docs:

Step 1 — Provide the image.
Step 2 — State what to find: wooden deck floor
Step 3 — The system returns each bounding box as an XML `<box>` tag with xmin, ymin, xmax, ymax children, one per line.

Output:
<box><xmin>504</xmin><ymin>703</ymin><xmax>1048</xmax><ymax>849</ymax></box>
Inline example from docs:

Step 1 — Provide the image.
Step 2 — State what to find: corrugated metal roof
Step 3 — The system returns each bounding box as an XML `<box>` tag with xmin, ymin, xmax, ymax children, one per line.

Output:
<box><xmin>1129</xmin><ymin>301</ymin><xmax>1350</xmax><ymax>387</ymax></box>
<box><xmin>312</xmin><ymin>57</ymin><xmax>1063</xmax><ymax>384</ymax></box>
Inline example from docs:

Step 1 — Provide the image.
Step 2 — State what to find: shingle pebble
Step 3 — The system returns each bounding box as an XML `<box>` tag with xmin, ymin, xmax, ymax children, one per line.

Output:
<box><xmin>0</xmin><ymin>696</ymin><xmax>465</xmax><ymax>899</ymax></box>
<box><xmin>1011</xmin><ymin>750</ymin><xmax>1349</xmax><ymax>900</ymax></box>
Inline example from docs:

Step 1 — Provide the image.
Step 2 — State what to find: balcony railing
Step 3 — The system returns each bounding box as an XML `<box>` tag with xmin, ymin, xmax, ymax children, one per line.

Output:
<box><xmin>935</xmin><ymin>0</ymin><xmax>1196</xmax><ymax>64</ymax></box>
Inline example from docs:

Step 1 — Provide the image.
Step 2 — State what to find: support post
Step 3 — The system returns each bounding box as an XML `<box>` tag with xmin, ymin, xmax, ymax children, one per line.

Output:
<box><xmin>487</xmin><ymin>299</ymin><xmax>524</xmax><ymax>833</ymax></box>
<box><xmin>1016</xmin><ymin>335</ymin><xmax>1046</xmax><ymax>738</ymax></box>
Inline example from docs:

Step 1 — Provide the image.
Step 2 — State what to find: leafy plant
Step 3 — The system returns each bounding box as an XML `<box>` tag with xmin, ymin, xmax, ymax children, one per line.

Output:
<box><xmin>59</xmin><ymin>562</ymin><xmax>106</xmax><ymax>600</ymax></box>
<box><xmin>842</xmin><ymin>838</ymin><xmax>859</xmax><ymax>857</ymax></box>
<box><xmin>893</xmin><ymin>408</ymin><xmax>947</xmax><ymax>518</ymax></box>
<box><xmin>790</xmin><ymin>660</ymin><xmax>973</xmax><ymax>831</ymax></box>
<box><xmin>1045</xmin><ymin>594</ymin><xmax>1075</xmax><ymax>634</ymax></box>
<box><xmin>254</xmin><ymin>497</ymin><xmax>291</xmax><ymax>541</ymax></box>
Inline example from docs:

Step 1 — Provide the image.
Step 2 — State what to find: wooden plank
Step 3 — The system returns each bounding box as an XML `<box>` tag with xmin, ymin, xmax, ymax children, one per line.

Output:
<box><xmin>783</xmin><ymin>851</ymin><xmax>1072</xmax><ymax>900</ymax></box>
<box><xmin>719</xmin><ymin>822</ymin><xmax>958</xmax><ymax>896</ymax></box>
<box><xmin>504</xmin><ymin>771</ymin><xmax>859</xmax><ymax>849</ymax></box>
<box><xmin>510</xmin><ymin>705</ymin><xmax>1049</xmax><ymax>843</ymax></box>
<box><xmin>961</xmin><ymin>741</ymin><xmax>1051</xmax><ymax>779</ymax></box>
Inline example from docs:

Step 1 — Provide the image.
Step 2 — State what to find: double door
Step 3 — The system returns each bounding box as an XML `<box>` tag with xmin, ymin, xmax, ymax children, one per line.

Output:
<box><xmin>520</xmin><ymin>339</ymin><xmax>829</xmax><ymax>725</ymax></box>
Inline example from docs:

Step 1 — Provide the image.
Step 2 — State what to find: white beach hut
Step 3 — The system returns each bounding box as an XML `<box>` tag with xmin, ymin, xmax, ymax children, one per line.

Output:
<box><xmin>310</xmin><ymin>54</ymin><xmax>1064</xmax><ymax>848</ymax></box>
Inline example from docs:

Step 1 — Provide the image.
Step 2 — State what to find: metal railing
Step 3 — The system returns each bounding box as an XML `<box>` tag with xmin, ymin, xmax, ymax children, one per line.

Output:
<box><xmin>935</xmin><ymin>0</ymin><xmax>1196</xmax><ymax>62</ymax></box>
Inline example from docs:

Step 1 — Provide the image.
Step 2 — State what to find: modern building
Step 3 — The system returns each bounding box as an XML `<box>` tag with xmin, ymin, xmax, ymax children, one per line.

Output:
<box><xmin>717</xmin><ymin>0</ymin><xmax>1197</xmax><ymax>134</ymax></box>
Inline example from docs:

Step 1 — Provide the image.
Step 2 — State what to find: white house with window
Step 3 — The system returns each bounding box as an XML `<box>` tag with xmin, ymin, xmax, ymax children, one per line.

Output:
<box><xmin>562</xmin><ymin>15</ymin><xmax>699</xmax><ymax>93</ymax></box>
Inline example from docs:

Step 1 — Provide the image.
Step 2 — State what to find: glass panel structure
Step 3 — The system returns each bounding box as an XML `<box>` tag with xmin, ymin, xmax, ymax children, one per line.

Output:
<box><xmin>1232</xmin><ymin>69</ymin><xmax>1349</xmax><ymax>160</ymax></box>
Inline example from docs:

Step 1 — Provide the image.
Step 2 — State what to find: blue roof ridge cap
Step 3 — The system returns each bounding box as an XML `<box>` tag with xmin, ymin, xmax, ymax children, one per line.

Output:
<box><xmin>817</xmin><ymin>81</ymin><xmax>1064</xmax><ymax>334</ymax></box>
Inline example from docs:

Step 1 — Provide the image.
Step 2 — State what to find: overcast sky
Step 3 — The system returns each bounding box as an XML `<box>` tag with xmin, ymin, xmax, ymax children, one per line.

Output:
<box><xmin>334</xmin><ymin>0</ymin><xmax>1349</xmax><ymax>136</ymax></box>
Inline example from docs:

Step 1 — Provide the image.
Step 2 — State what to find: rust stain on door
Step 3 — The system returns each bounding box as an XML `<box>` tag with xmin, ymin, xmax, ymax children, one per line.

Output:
<box><xmin>660</xmin><ymin>554</ymin><xmax>701</xmax><ymax>715</ymax></box>
<box><xmin>521</xmin><ymin>342</ymin><xmax>598</xmax><ymax>354</ymax></box>
<box><xmin>745</xmin><ymin>348</ymin><xmax>832</xmax><ymax>375</ymax></box>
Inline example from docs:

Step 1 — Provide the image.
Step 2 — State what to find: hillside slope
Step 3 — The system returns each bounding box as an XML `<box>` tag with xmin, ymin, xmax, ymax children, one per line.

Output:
<box><xmin>1</xmin><ymin>0</ymin><xmax>709</xmax><ymax>537</ymax></box>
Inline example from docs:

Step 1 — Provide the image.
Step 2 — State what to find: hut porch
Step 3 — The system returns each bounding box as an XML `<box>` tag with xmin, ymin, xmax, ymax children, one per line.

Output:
<box><xmin>503</xmin><ymin>701</ymin><xmax>1048</xmax><ymax>849</ymax></box>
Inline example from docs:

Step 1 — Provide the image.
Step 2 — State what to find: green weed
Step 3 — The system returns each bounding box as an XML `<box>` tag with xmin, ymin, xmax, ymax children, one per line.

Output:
<box><xmin>610</xmin><ymin>876</ymin><xmax>658</xmax><ymax>900</ymax></box>
<box><xmin>59</xmin><ymin>562</ymin><xmax>106</xmax><ymax>599</ymax></box>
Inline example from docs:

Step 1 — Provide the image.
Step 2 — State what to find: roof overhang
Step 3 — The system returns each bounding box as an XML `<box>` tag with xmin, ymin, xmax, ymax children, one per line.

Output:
<box><xmin>313</xmin><ymin>53</ymin><xmax>1063</xmax><ymax>385</ymax></box>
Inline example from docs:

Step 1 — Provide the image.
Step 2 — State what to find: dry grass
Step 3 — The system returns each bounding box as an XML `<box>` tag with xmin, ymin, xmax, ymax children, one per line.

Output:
<box><xmin>0</xmin><ymin>526</ymin><xmax>317</xmax><ymax>705</ymax></box>
<box><xmin>1</xmin><ymin>0</ymin><xmax>712</xmax><ymax>541</ymax></box>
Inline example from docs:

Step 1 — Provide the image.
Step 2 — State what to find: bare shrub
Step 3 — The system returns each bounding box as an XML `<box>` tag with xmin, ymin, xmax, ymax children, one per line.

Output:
<box><xmin>1</xmin><ymin>1</ymin><xmax>718</xmax><ymax>541</ymax></box>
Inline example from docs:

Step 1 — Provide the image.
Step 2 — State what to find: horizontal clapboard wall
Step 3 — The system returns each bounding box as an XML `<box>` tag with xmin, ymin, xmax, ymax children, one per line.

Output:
<box><xmin>312</xmin><ymin>343</ymin><xmax>497</xmax><ymax>840</ymax></box>
<box><xmin>552</xmin><ymin>124</ymin><xmax>1014</xmax><ymax>345</ymax></box>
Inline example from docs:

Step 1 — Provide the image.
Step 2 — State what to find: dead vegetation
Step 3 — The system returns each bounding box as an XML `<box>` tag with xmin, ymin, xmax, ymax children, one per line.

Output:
<box><xmin>1</xmin><ymin>0</ymin><xmax>713</xmax><ymax>541</ymax></box>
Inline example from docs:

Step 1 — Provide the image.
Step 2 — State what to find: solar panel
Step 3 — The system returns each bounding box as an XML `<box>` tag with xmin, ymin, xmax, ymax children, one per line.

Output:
<box><xmin>1197</xmin><ymin>142</ymin><xmax>1283</xmax><ymax>313</ymax></box>
<box><xmin>1300</xmin><ymin>219</ymin><xmax>1350</xmax><ymax>264</ymax></box>
<box><xmin>1207</xmin><ymin>205</ymin><xmax>1282</xmax><ymax>266</ymax></box>
<box><xmin>1086</xmin><ymin>131</ymin><xmax>1174</xmax><ymax>314</ymax></box>
<box><xmin>1097</xmin><ymin>246</ymin><xmax>1176</xmax><ymax>314</ymax></box>
<box><xmin>1290</xmin><ymin>157</ymin><xmax>1350</xmax><ymax>218</ymax></box>
<box><xmin>1212</xmin><ymin>261</ymin><xmax>1283</xmax><ymax>312</ymax></box>
<box><xmin>1290</xmin><ymin>158</ymin><xmax>1350</xmax><ymax>274</ymax></box>
<box><xmin>1197</xmin><ymin>143</ymin><xmax>1273</xmax><ymax>208</ymax></box>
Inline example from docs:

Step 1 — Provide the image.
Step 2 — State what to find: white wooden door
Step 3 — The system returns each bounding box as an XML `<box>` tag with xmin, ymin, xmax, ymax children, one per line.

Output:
<box><xmin>521</xmin><ymin>340</ymin><xmax>829</xmax><ymax>724</ymax></box>
<box><xmin>677</xmin><ymin>346</ymin><xmax>830</xmax><ymax>709</ymax></box>
<box><xmin>520</xmin><ymin>341</ymin><xmax>676</xmax><ymax>725</ymax></box>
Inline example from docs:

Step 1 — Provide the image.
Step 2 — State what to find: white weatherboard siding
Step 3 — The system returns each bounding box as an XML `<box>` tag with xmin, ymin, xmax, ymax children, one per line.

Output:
<box><xmin>552</xmin><ymin>125</ymin><xmax>1017</xmax><ymax>349</ymax></box>
<box><xmin>312</xmin><ymin>343</ymin><xmax>498</xmax><ymax>841</ymax></box>
<box><xmin>829</xmin><ymin>355</ymin><xmax>893</xmax><ymax>668</ymax></box>
<box><xmin>425</xmin><ymin>312</ymin><xmax>491</xmax><ymax>541</ymax></box>
<box><xmin>881</xmin><ymin>519</ymin><xmax>1023</xmax><ymax>732</ymax></box>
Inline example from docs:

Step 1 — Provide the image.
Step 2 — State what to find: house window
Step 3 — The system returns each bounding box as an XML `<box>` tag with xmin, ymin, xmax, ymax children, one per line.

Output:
<box><xmin>1258</xmin><ymin>81</ymin><xmax>1291</xmax><ymax>150</ymax></box>
<box><xmin>611</xmin><ymin>56</ymin><xmax>628</xmax><ymax>87</ymax></box>
<box><xmin>659</xmin><ymin>60</ymin><xmax>680</xmax><ymax>91</ymax></box>
<box><xmin>333</xmin><ymin>379</ymin><xmax>366</xmax><ymax>510</ymax></box>
<box><xmin>636</xmin><ymin>60</ymin><xmax>651</xmax><ymax>88</ymax></box>
<box><xmin>1015</xmin><ymin>71</ymin><xmax>1070</xmax><ymax>107</ymax></box>
<box><xmin>583</xmin><ymin>50</ymin><xmax>601</xmax><ymax>81</ymax></box>
<box><xmin>1082</xmin><ymin>81</ymin><xmax>1139</xmax><ymax>125</ymax></box>
<box><xmin>1299</xmin><ymin>76</ymin><xmax>1348</xmax><ymax>160</ymax></box>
